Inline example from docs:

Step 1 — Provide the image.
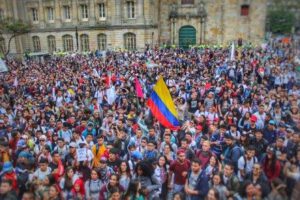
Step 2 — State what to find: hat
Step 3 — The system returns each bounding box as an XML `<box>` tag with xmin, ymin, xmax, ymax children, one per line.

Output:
<box><xmin>268</xmin><ymin>120</ymin><xmax>276</xmax><ymax>125</ymax></box>
<box><xmin>250</xmin><ymin>115</ymin><xmax>257</xmax><ymax>122</ymax></box>
<box><xmin>1</xmin><ymin>162</ymin><xmax>13</xmax><ymax>173</ymax></box>
<box><xmin>39</xmin><ymin>135</ymin><xmax>47</xmax><ymax>140</ymax></box>
<box><xmin>267</xmin><ymin>146</ymin><xmax>275</xmax><ymax>153</ymax></box>
<box><xmin>287</xmin><ymin>128</ymin><xmax>294</xmax><ymax>133</ymax></box>
<box><xmin>278</xmin><ymin>122</ymin><xmax>286</xmax><ymax>128</ymax></box>
<box><xmin>177</xmin><ymin>149</ymin><xmax>186</xmax><ymax>155</ymax></box>
<box><xmin>87</xmin><ymin>122</ymin><xmax>94</xmax><ymax>127</ymax></box>
<box><xmin>131</xmin><ymin>151</ymin><xmax>143</xmax><ymax>160</ymax></box>
<box><xmin>21</xmin><ymin>135</ymin><xmax>28</xmax><ymax>139</ymax></box>
<box><xmin>39</xmin><ymin>157</ymin><xmax>48</xmax><ymax>164</ymax></box>
<box><xmin>69</xmin><ymin>142</ymin><xmax>77</xmax><ymax>148</ymax></box>
<box><xmin>17</xmin><ymin>139</ymin><xmax>27</xmax><ymax>149</ymax></box>
<box><xmin>100</xmin><ymin>156</ymin><xmax>107</xmax><ymax>163</ymax></box>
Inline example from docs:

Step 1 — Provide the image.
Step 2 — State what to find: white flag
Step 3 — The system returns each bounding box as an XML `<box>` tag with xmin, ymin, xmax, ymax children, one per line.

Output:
<box><xmin>13</xmin><ymin>77</ymin><xmax>18</xmax><ymax>87</ymax></box>
<box><xmin>230</xmin><ymin>42</ymin><xmax>235</xmax><ymax>61</ymax></box>
<box><xmin>106</xmin><ymin>86</ymin><xmax>116</xmax><ymax>105</ymax></box>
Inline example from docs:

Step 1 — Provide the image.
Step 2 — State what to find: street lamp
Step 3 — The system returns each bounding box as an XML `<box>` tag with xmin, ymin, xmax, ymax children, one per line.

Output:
<box><xmin>198</xmin><ymin>1</ymin><xmax>207</xmax><ymax>44</ymax></box>
<box><xmin>75</xmin><ymin>26</ymin><xmax>79</xmax><ymax>51</ymax></box>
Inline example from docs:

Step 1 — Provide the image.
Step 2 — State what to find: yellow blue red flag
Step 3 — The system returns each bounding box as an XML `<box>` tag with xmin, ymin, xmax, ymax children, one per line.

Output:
<box><xmin>147</xmin><ymin>76</ymin><xmax>180</xmax><ymax>130</ymax></box>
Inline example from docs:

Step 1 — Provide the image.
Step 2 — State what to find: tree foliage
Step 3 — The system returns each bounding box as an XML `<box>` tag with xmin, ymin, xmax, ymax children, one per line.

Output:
<box><xmin>0</xmin><ymin>18</ymin><xmax>31</xmax><ymax>58</ymax></box>
<box><xmin>268</xmin><ymin>9</ymin><xmax>295</xmax><ymax>34</ymax></box>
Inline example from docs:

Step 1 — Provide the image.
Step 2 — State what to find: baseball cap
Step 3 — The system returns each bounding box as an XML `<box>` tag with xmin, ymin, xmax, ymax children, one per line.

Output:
<box><xmin>69</xmin><ymin>142</ymin><xmax>77</xmax><ymax>148</ymax></box>
<box><xmin>268</xmin><ymin>120</ymin><xmax>276</xmax><ymax>125</ymax></box>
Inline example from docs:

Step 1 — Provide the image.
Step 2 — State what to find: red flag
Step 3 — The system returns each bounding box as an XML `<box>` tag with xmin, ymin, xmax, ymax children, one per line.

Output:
<box><xmin>135</xmin><ymin>77</ymin><xmax>144</xmax><ymax>98</ymax></box>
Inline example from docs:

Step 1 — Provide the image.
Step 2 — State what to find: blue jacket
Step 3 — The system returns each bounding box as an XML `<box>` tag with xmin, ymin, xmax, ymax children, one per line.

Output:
<box><xmin>187</xmin><ymin>170</ymin><xmax>209</xmax><ymax>200</ymax></box>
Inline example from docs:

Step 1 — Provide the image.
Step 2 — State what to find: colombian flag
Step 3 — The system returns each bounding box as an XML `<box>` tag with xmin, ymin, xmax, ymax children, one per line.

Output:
<box><xmin>147</xmin><ymin>77</ymin><xmax>180</xmax><ymax>130</ymax></box>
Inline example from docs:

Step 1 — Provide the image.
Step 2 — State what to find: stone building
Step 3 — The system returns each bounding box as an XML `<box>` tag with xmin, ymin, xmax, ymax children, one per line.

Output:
<box><xmin>0</xmin><ymin>0</ymin><xmax>267</xmax><ymax>54</ymax></box>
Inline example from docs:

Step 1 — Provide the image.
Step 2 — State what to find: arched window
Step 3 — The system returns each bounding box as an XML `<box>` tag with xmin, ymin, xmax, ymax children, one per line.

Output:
<box><xmin>124</xmin><ymin>33</ymin><xmax>136</xmax><ymax>50</ymax></box>
<box><xmin>47</xmin><ymin>35</ymin><xmax>56</xmax><ymax>53</ymax></box>
<box><xmin>80</xmin><ymin>34</ymin><xmax>89</xmax><ymax>52</ymax></box>
<box><xmin>0</xmin><ymin>37</ymin><xmax>6</xmax><ymax>54</ymax></box>
<box><xmin>32</xmin><ymin>36</ymin><xmax>41</xmax><ymax>52</ymax></box>
<box><xmin>97</xmin><ymin>34</ymin><xmax>107</xmax><ymax>50</ymax></box>
<box><xmin>62</xmin><ymin>34</ymin><xmax>73</xmax><ymax>52</ymax></box>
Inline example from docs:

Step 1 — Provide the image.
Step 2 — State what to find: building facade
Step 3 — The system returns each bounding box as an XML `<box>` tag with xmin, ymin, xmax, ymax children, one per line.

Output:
<box><xmin>0</xmin><ymin>0</ymin><xmax>267</xmax><ymax>54</ymax></box>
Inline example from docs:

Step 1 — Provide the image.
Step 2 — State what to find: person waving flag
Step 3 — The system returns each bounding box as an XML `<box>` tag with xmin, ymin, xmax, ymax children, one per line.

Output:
<box><xmin>147</xmin><ymin>76</ymin><xmax>180</xmax><ymax>130</ymax></box>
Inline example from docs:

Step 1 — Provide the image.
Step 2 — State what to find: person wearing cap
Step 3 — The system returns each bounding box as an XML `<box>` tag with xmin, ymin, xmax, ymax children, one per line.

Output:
<box><xmin>0</xmin><ymin>162</ymin><xmax>17</xmax><ymax>190</ymax></box>
<box><xmin>64</xmin><ymin>142</ymin><xmax>78</xmax><ymax>167</ymax></box>
<box><xmin>263</xmin><ymin>120</ymin><xmax>277</xmax><ymax>145</ymax></box>
<box><xmin>168</xmin><ymin>149</ymin><xmax>191</xmax><ymax>193</ymax></box>
<box><xmin>34</xmin><ymin>135</ymin><xmax>48</xmax><ymax>156</ymax></box>
<box><xmin>82</xmin><ymin>122</ymin><xmax>96</xmax><ymax>138</ymax></box>
<box><xmin>262</xmin><ymin>146</ymin><xmax>281</xmax><ymax>181</ymax></box>
<box><xmin>221</xmin><ymin>134</ymin><xmax>243</xmax><ymax>173</ymax></box>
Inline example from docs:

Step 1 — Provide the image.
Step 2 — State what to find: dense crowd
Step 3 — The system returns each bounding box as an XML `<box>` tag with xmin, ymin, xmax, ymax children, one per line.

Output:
<box><xmin>0</xmin><ymin>43</ymin><xmax>299</xmax><ymax>200</ymax></box>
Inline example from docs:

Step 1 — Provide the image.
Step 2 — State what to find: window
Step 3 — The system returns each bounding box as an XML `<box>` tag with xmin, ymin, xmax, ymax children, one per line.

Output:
<box><xmin>31</xmin><ymin>8</ymin><xmax>38</xmax><ymax>22</ymax></box>
<box><xmin>62</xmin><ymin>35</ymin><xmax>73</xmax><ymax>51</ymax></box>
<box><xmin>63</xmin><ymin>6</ymin><xmax>71</xmax><ymax>20</ymax></box>
<box><xmin>80</xmin><ymin>34</ymin><xmax>89</xmax><ymax>52</ymax></box>
<box><xmin>0</xmin><ymin>9</ymin><xmax>4</xmax><ymax>20</ymax></box>
<box><xmin>124</xmin><ymin>33</ymin><xmax>136</xmax><ymax>50</ymax></box>
<box><xmin>0</xmin><ymin>37</ymin><xmax>6</xmax><ymax>54</ymax></box>
<box><xmin>99</xmin><ymin>3</ymin><xmax>106</xmax><ymax>19</ymax></box>
<box><xmin>97</xmin><ymin>34</ymin><xmax>107</xmax><ymax>50</ymax></box>
<box><xmin>81</xmin><ymin>4</ymin><xmax>88</xmax><ymax>19</ymax></box>
<box><xmin>47</xmin><ymin>35</ymin><xmax>56</xmax><ymax>53</ymax></box>
<box><xmin>182</xmin><ymin>0</ymin><xmax>194</xmax><ymax>4</ymax></box>
<box><xmin>47</xmin><ymin>7</ymin><xmax>54</xmax><ymax>21</ymax></box>
<box><xmin>127</xmin><ymin>1</ymin><xmax>135</xmax><ymax>19</ymax></box>
<box><xmin>32</xmin><ymin>36</ymin><xmax>41</xmax><ymax>52</ymax></box>
<box><xmin>241</xmin><ymin>5</ymin><xmax>249</xmax><ymax>16</ymax></box>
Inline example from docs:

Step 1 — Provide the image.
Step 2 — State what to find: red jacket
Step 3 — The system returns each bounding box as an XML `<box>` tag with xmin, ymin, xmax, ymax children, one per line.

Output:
<box><xmin>263</xmin><ymin>159</ymin><xmax>281</xmax><ymax>181</ymax></box>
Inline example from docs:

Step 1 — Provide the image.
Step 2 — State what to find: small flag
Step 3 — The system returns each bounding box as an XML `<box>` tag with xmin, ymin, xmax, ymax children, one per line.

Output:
<box><xmin>135</xmin><ymin>77</ymin><xmax>144</xmax><ymax>98</ymax></box>
<box><xmin>106</xmin><ymin>86</ymin><xmax>116</xmax><ymax>105</ymax></box>
<box><xmin>147</xmin><ymin>77</ymin><xmax>180</xmax><ymax>130</ymax></box>
<box><xmin>230</xmin><ymin>42</ymin><xmax>235</xmax><ymax>61</ymax></box>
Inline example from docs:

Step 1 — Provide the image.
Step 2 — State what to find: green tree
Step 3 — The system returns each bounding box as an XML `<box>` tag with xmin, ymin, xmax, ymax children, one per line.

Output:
<box><xmin>268</xmin><ymin>9</ymin><xmax>295</xmax><ymax>34</ymax></box>
<box><xmin>0</xmin><ymin>18</ymin><xmax>31</xmax><ymax>58</ymax></box>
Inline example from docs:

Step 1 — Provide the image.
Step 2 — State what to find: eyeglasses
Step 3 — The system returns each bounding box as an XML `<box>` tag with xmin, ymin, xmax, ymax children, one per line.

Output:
<box><xmin>39</xmin><ymin>140</ymin><xmax>45</xmax><ymax>142</ymax></box>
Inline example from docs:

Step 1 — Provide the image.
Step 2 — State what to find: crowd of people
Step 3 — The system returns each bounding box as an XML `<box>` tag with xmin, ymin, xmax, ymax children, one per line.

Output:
<box><xmin>0</xmin><ymin>42</ymin><xmax>299</xmax><ymax>200</ymax></box>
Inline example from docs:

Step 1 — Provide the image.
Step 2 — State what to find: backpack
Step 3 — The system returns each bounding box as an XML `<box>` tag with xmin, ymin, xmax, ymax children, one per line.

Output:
<box><xmin>242</xmin><ymin>156</ymin><xmax>258</xmax><ymax>171</ymax></box>
<box><xmin>16</xmin><ymin>168</ymin><xmax>29</xmax><ymax>189</ymax></box>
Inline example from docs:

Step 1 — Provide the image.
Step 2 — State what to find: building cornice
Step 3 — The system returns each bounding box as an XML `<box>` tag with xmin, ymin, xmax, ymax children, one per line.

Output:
<box><xmin>29</xmin><ymin>24</ymin><xmax>158</xmax><ymax>33</ymax></box>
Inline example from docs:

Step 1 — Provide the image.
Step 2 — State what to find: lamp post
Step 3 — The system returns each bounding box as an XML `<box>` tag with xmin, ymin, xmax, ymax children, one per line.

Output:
<box><xmin>199</xmin><ymin>2</ymin><xmax>207</xmax><ymax>44</ymax></box>
<box><xmin>75</xmin><ymin>26</ymin><xmax>79</xmax><ymax>51</ymax></box>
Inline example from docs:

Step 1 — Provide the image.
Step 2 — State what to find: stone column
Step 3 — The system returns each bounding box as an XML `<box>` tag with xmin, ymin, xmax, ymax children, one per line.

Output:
<box><xmin>138</xmin><ymin>0</ymin><xmax>144</xmax><ymax>23</ymax></box>
<box><xmin>89</xmin><ymin>0</ymin><xmax>96</xmax><ymax>25</ymax></box>
<box><xmin>72</xmin><ymin>0</ymin><xmax>78</xmax><ymax>24</ymax></box>
<box><xmin>115</xmin><ymin>0</ymin><xmax>121</xmax><ymax>25</ymax></box>
<box><xmin>38</xmin><ymin>0</ymin><xmax>45</xmax><ymax>28</ymax></box>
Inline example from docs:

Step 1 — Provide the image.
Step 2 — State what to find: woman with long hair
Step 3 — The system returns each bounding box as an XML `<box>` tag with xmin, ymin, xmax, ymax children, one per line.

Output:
<box><xmin>154</xmin><ymin>155</ymin><xmax>168</xmax><ymax>199</ymax></box>
<box><xmin>238</xmin><ymin>112</ymin><xmax>251</xmax><ymax>132</ymax></box>
<box><xmin>133</xmin><ymin>161</ymin><xmax>161</xmax><ymax>200</ymax></box>
<box><xmin>163</xmin><ymin>144</ymin><xmax>176</xmax><ymax>163</ymax></box>
<box><xmin>204</xmin><ymin>155</ymin><xmax>221</xmax><ymax>179</ymax></box>
<box><xmin>206</xmin><ymin>188</ymin><xmax>220</xmax><ymax>200</ymax></box>
<box><xmin>46</xmin><ymin>184</ymin><xmax>61</xmax><ymax>200</ymax></box>
<box><xmin>209</xmin><ymin>172</ymin><xmax>228</xmax><ymax>200</ymax></box>
<box><xmin>84</xmin><ymin>169</ymin><xmax>102</xmax><ymax>200</ymax></box>
<box><xmin>124</xmin><ymin>180</ymin><xmax>145</xmax><ymax>200</ymax></box>
<box><xmin>262</xmin><ymin>147</ymin><xmax>281</xmax><ymax>181</ymax></box>
<box><xmin>59</xmin><ymin>167</ymin><xmax>79</xmax><ymax>199</ymax></box>
<box><xmin>118</xmin><ymin>161</ymin><xmax>131</xmax><ymax>192</ymax></box>
<box><xmin>99</xmin><ymin>174</ymin><xmax>125</xmax><ymax>200</ymax></box>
